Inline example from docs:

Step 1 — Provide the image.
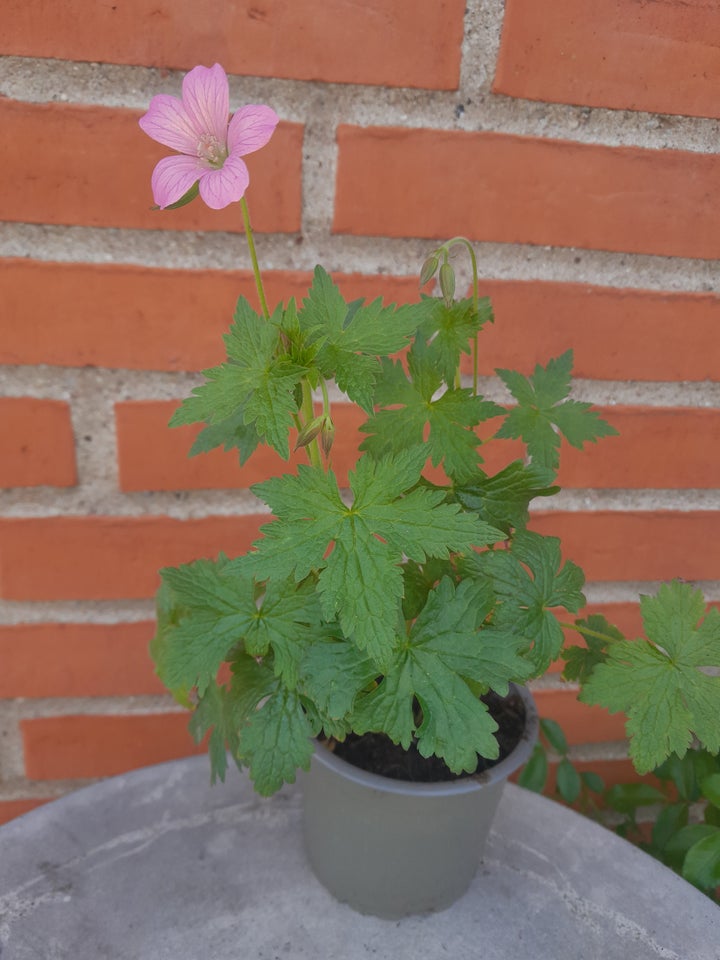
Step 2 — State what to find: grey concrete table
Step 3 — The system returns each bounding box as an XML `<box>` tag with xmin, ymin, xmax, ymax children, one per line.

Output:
<box><xmin>1</xmin><ymin>756</ymin><xmax>718</xmax><ymax>959</ymax></box>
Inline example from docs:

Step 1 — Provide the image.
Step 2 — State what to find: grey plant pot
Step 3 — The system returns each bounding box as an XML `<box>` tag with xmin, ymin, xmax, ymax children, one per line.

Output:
<box><xmin>301</xmin><ymin>683</ymin><xmax>538</xmax><ymax>919</ymax></box>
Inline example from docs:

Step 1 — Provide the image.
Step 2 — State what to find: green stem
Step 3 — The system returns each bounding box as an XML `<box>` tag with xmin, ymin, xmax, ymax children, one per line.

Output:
<box><xmin>444</xmin><ymin>237</ymin><xmax>479</xmax><ymax>394</ymax></box>
<box><xmin>240</xmin><ymin>196</ymin><xmax>270</xmax><ymax>321</ymax></box>
<box><xmin>241</xmin><ymin>196</ymin><xmax>319</xmax><ymax>466</ymax></box>
<box><xmin>300</xmin><ymin>382</ymin><xmax>322</xmax><ymax>469</ymax></box>
<box><xmin>319</xmin><ymin>377</ymin><xmax>331</xmax><ymax>418</ymax></box>
<box><xmin>556</xmin><ymin>620</ymin><xmax>621</xmax><ymax>645</ymax></box>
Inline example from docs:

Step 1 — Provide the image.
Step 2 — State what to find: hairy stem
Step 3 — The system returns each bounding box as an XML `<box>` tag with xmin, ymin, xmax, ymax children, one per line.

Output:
<box><xmin>241</xmin><ymin>196</ymin><xmax>271</xmax><ymax>321</ymax></box>
<box><xmin>556</xmin><ymin>620</ymin><xmax>622</xmax><ymax>645</ymax></box>
<box><xmin>300</xmin><ymin>382</ymin><xmax>322</xmax><ymax>469</ymax></box>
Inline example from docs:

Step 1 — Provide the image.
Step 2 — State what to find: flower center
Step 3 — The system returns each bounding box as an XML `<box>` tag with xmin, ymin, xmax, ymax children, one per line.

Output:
<box><xmin>196</xmin><ymin>133</ymin><xmax>227</xmax><ymax>167</ymax></box>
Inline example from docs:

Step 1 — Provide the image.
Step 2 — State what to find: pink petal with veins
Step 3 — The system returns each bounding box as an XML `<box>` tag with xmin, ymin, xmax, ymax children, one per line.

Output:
<box><xmin>151</xmin><ymin>155</ymin><xmax>205</xmax><ymax>208</ymax></box>
<box><xmin>198</xmin><ymin>154</ymin><xmax>250</xmax><ymax>209</ymax></box>
<box><xmin>228</xmin><ymin>105</ymin><xmax>280</xmax><ymax>156</ymax></box>
<box><xmin>181</xmin><ymin>64</ymin><xmax>230</xmax><ymax>147</ymax></box>
<box><xmin>139</xmin><ymin>94</ymin><xmax>200</xmax><ymax>154</ymax></box>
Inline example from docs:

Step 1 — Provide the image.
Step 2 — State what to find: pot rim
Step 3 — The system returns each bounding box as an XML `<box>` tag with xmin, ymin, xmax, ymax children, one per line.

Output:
<box><xmin>310</xmin><ymin>683</ymin><xmax>539</xmax><ymax>797</ymax></box>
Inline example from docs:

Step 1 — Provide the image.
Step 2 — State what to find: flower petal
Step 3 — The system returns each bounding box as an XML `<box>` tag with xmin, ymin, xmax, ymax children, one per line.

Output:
<box><xmin>227</xmin><ymin>105</ymin><xmax>279</xmax><ymax>157</ymax></box>
<box><xmin>198</xmin><ymin>154</ymin><xmax>250</xmax><ymax>209</ymax></box>
<box><xmin>139</xmin><ymin>95</ymin><xmax>200</xmax><ymax>155</ymax></box>
<box><xmin>151</xmin><ymin>155</ymin><xmax>206</xmax><ymax>208</ymax></box>
<box><xmin>181</xmin><ymin>63</ymin><xmax>230</xmax><ymax>148</ymax></box>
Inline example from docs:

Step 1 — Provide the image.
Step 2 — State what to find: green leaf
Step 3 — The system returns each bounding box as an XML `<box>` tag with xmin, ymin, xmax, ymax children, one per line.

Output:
<box><xmin>238</xmin><ymin>686</ymin><xmax>315</xmax><ymax>795</ymax></box>
<box><xmin>540</xmin><ymin>717</ymin><xmax>568</xmax><ymax>754</ymax></box>
<box><xmin>580</xmin><ymin>770</ymin><xmax>605</xmax><ymax>794</ymax></box>
<box><xmin>360</xmin><ymin>344</ymin><xmax>503</xmax><ymax>480</ymax></box>
<box><xmin>188</xmin><ymin>407</ymin><xmax>261</xmax><ymax>465</ymax></box>
<box><xmin>664</xmin><ymin>823</ymin><xmax>719</xmax><ymax>876</ymax></box>
<box><xmin>155</xmin><ymin>557</ymin><xmax>255</xmax><ymax>695</ymax></box>
<box><xmin>556</xmin><ymin>758</ymin><xmax>582</xmax><ymax>804</ymax></box>
<box><xmin>683</xmin><ymin>830</ymin><xmax>720</xmax><ymax>890</ymax></box>
<box><xmin>518</xmin><ymin>743</ymin><xmax>549</xmax><ymax>793</ymax></box>
<box><xmin>605</xmin><ymin>783</ymin><xmax>667</xmax><ymax>814</ymax></box>
<box><xmin>651</xmin><ymin>803</ymin><xmax>689</xmax><ymax>854</ymax></box>
<box><xmin>155</xmin><ymin>558</ymin><xmax>320</xmax><ymax>695</ymax></box>
<box><xmin>478</xmin><ymin>530</ymin><xmax>586</xmax><ymax>671</ymax></box>
<box><xmin>415</xmin><ymin>296</ymin><xmax>493</xmax><ymax>385</ymax></box>
<box><xmin>409</xmin><ymin>577</ymin><xmax>533</xmax><ymax>695</ymax></box>
<box><xmin>401</xmin><ymin>557</ymin><xmax>456</xmax><ymax>620</ymax></box>
<box><xmin>297</xmin><ymin>267</ymin><xmax>433</xmax><ymax>412</ymax></box>
<box><xmin>299</xmin><ymin>636</ymin><xmax>378</xmax><ymax>722</ymax></box>
<box><xmin>170</xmin><ymin>299</ymin><xmax>305</xmax><ymax>458</ymax></box>
<box><xmin>229</xmin><ymin>652</ymin><xmax>278</xmax><ymax>717</ymax></box>
<box><xmin>241</xmin><ymin>576</ymin><xmax>322</xmax><ymax>689</ymax></box>
<box><xmin>581</xmin><ymin>581</ymin><xmax>720</xmax><ymax>773</ymax></box>
<box><xmin>701</xmin><ymin>773</ymin><xmax>720</xmax><ymax>809</ymax></box>
<box><xmin>496</xmin><ymin>350</ymin><xmax>618</xmax><ymax>473</ymax></box>
<box><xmin>561</xmin><ymin>614</ymin><xmax>625</xmax><ymax>684</ymax></box>
<box><xmin>454</xmin><ymin>461</ymin><xmax>558</xmax><ymax>535</ymax></box>
<box><xmin>189</xmin><ymin>681</ymin><xmax>241</xmax><ymax>784</ymax></box>
<box><xmin>351</xmin><ymin>660</ymin><xmax>417</xmax><ymax>751</ymax></box>
<box><xmin>151</xmin><ymin>579</ymin><xmax>192</xmax><ymax>706</ymax></box>
<box><xmin>252</xmin><ymin>448</ymin><xmax>503</xmax><ymax>667</ymax></box>
<box><xmin>655</xmin><ymin>749</ymin><xmax>719</xmax><ymax>802</ymax></box>
<box><xmin>352</xmin><ymin>577</ymin><xmax>532</xmax><ymax>773</ymax></box>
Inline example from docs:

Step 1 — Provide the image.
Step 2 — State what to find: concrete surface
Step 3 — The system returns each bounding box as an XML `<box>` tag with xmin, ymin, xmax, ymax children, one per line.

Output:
<box><xmin>0</xmin><ymin>756</ymin><xmax>717</xmax><ymax>959</ymax></box>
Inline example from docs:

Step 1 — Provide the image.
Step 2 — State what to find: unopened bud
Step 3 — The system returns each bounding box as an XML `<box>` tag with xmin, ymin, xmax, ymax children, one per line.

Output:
<box><xmin>295</xmin><ymin>415</ymin><xmax>324</xmax><ymax>450</ymax></box>
<box><xmin>419</xmin><ymin>254</ymin><xmax>439</xmax><ymax>285</ymax></box>
<box><xmin>439</xmin><ymin>262</ymin><xmax>456</xmax><ymax>303</ymax></box>
<box><xmin>320</xmin><ymin>416</ymin><xmax>335</xmax><ymax>457</ymax></box>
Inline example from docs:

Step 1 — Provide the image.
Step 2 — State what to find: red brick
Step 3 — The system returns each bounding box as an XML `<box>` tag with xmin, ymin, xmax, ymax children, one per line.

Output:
<box><xmin>0</xmin><ymin>397</ymin><xmax>76</xmax><ymax>488</ymax></box>
<box><xmin>6</xmin><ymin>262</ymin><xmax>720</xmax><ymax>383</ymax></box>
<box><xmin>21</xmin><ymin>713</ymin><xmax>204</xmax><ymax>780</ymax></box>
<box><xmin>533</xmin><ymin>687</ymin><xmax>627</xmax><ymax>745</ymax></box>
<box><xmin>4</xmin><ymin>1</ymin><xmax>464</xmax><ymax>90</ymax></box>
<box><xmin>0</xmin><ymin>261</ymin><xmax>421</xmax><ymax>370</ymax></box>
<box><xmin>0</xmin><ymin>516</ymin><xmax>265</xmax><ymax>601</ymax></box>
<box><xmin>116</xmin><ymin>402</ymin><xmax>720</xmax><ymax>493</ymax></box>
<box><xmin>116</xmin><ymin>400</ymin><xmax>367</xmax><ymax>492</ymax></box>
<box><xmin>0</xmin><ymin>798</ymin><xmax>52</xmax><ymax>825</ymax></box>
<box><xmin>530</xmin><ymin>511</ymin><xmax>720</xmax><ymax>583</ymax></box>
<box><xmin>334</xmin><ymin>125</ymin><xmax>720</xmax><ymax>259</ymax></box>
<box><xmin>0</xmin><ymin>99</ymin><xmax>301</xmax><ymax>234</ymax></box>
<box><xmin>465</xmin><ymin>281</ymin><xmax>720</xmax><ymax>383</ymax></box>
<box><xmin>494</xmin><ymin>0</ymin><xmax>720</xmax><ymax>120</ymax></box>
<box><xmin>0</xmin><ymin>622</ymin><xmax>162</xmax><ymax>698</ymax></box>
<box><xmin>557</xmin><ymin>407</ymin><xmax>720</xmax><ymax>490</ymax></box>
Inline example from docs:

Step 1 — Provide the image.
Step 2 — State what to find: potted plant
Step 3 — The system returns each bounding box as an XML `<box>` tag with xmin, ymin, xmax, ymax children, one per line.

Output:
<box><xmin>138</xmin><ymin>64</ymin><xmax>720</xmax><ymax>917</ymax></box>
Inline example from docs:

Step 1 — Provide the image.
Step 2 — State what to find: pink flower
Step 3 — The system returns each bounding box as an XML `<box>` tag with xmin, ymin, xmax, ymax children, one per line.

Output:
<box><xmin>139</xmin><ymin>63</ymin><xmax>279</xmax><ymax>210</ymax></box>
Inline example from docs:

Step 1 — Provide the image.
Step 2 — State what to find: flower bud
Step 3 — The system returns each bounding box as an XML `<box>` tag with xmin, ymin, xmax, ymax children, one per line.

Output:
<box><xmin>419</xmin><ymin>254</ymin><xmax>439</xmax><ymax>286</ymax></box>
<box><xmin>439</xmin><ymin>261</ymin><xmax>456</xmax><ymax>303</ymax></box>
<box><xmin>320</xmin><ymin>416</ymin><xmax>335</xmax><ymax>457</ymax></box>
<box><xmin>295</xmin><ymin>415</ymin><xmax>324</xmax><ymax>450</ymax></box>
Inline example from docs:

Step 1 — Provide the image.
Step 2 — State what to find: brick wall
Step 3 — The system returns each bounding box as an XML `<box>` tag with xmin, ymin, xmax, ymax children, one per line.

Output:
<box><xmin>1</xmin><ymin>0</ymin><xmax>718</xmax><ymax>822</ymax></box>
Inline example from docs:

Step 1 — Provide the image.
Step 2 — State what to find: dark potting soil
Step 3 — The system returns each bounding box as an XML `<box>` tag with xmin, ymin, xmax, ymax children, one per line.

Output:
<box><xmin>326</xmin><ymin>688</ymin><xmax>527</xmax><ymax>783</ymax></box>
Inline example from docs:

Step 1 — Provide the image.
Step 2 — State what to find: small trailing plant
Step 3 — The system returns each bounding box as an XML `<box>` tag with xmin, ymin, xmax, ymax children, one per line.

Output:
<box><xmin>521</xmin><ymin>584</ymin><xmax>720</xmax><ymax>899</ymax></box>
<box><xmin>140</xmin><ymin>65</ymin><xmax>720</xmax><ymax>804</ymax></box>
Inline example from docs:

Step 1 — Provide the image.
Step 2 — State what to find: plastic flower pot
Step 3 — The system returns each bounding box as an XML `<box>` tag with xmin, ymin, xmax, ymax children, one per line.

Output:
<box><xmin>301</xmin><ymin>684</ymin><xmax>538</xmax><ymax>919</ymax></box>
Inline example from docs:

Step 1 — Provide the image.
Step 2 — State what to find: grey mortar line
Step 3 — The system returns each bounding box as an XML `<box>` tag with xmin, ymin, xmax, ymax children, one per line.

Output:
<box><xmin>2</xmin><ymin>224</ymin><xmax>718</xmax><ymax>294</ymax></box>
<box><xmin>0</xmin><ymin>598</ymin><xmax>156</xmax><ymax>625</ymax></box>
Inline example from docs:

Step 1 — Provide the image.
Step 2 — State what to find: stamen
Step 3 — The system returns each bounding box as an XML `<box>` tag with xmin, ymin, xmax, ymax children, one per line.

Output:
<box><xmin>196</xmin><ymin>133</ymin><xmax>226</xmax><ymax>166</ymax></box>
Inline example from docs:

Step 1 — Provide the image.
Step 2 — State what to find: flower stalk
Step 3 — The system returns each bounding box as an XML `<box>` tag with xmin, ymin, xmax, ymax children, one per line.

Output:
<box><xmin>240</xmin><ymin>196</ymin><xmax>271</xmax><ymax>322</ymax></box>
